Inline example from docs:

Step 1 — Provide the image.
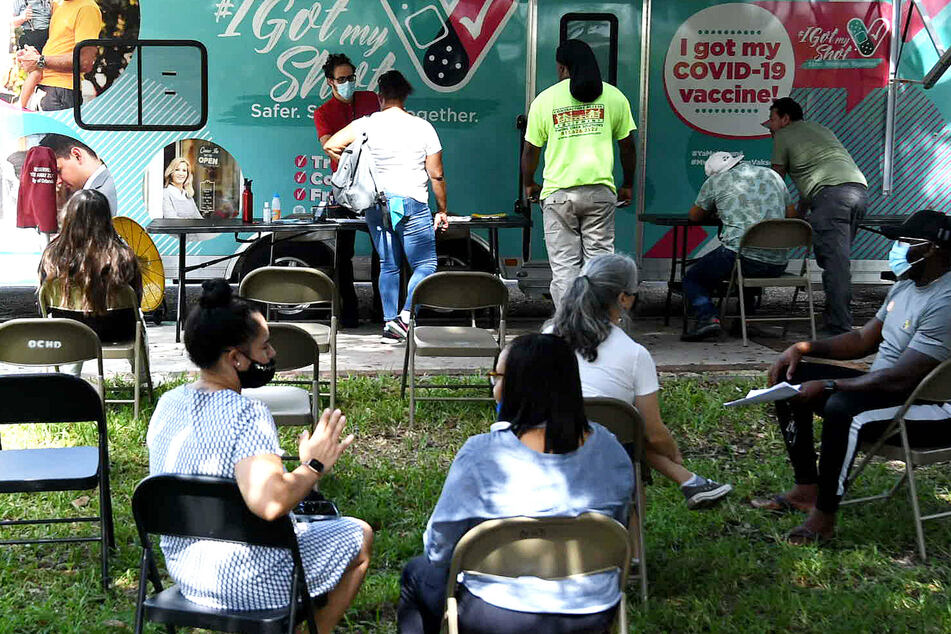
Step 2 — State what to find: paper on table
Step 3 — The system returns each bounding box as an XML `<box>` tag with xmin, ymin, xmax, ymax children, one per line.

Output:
<box><xmin>724</xmin><ymin>382</ymin><xmax>801</xmax><ymax>407</ymax></box>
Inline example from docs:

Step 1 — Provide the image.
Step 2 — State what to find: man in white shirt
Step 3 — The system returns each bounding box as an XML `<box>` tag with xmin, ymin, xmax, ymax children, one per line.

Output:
<box><xmin>39</xmin><ymin>133</ymin><xmax>117</xmax><ymax>215</ymax></box>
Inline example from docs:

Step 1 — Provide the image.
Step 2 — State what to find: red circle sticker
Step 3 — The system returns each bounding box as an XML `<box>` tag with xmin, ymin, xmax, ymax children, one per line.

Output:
<box><xmin>295</xmin><ymin>155</ymin><xmax>308</xmax><ymax>168</ymax></box>
<box><xmin>294</xmin><ymin>188</ymin><xmax>307</xmax><ymax>200</ymax></box>
<box><xmin>294</xmin><ymin>171</ymin><xmax>307</xmax><ymax>183</ymax></box>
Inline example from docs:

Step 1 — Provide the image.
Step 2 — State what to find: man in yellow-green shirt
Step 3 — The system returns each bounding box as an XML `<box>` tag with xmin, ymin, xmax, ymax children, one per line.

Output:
<box><xmin>16</xmin><ymin>0</ymin><xmax>102</xmax><ymax>111</ymax></box>
<box><xmin>522</xmin><ymin>40</ymin><xmax>637</xmax><ymax>307</ymax></box>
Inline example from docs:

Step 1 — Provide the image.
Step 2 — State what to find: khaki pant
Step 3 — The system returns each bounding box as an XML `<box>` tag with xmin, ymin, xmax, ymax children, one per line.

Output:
<box><xmin>542</xmin><ymin>184</ymin><xmax>617</xmax><ymax>307</ymax></box>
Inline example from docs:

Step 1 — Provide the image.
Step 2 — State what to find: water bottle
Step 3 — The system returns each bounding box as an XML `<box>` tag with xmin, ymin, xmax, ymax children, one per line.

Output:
<box><xmin>241</xmin><ymin>179</ymin><xmax>253</xmax><ymax>223</ymax></box>
<box><xmin>263</xmin><ymin>201</ymin><xmax>271</xmax><ymax>224</ymax></box>
<box><xmin>271</xmin><ymin>193</ymin><xmax>282</xmax><ymax>221</ymax></box>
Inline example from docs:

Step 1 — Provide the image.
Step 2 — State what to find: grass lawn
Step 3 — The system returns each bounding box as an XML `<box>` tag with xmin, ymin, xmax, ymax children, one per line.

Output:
<box><xmin>1</xmin><ymin>374</ymin><xmax>951</xmax><ymax>633</ymax></box>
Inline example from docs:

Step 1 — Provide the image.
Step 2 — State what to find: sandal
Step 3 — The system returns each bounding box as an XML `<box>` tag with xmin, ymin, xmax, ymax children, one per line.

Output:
<box><xmin>749</xmin><ymin>494</ymin><xmax>810</xmax><ymax>514</ymax></box>
<box><xmin>786</xmin><ymin>523</ymin><xmax>832</xmax><ymax>545</ymax></box>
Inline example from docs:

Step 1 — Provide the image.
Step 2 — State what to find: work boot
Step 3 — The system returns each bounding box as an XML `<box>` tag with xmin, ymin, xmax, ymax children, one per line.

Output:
<box><xmin>681</xmin><ymin>316</ymin><xmax>722</xmax><ymax>342</ymax></box>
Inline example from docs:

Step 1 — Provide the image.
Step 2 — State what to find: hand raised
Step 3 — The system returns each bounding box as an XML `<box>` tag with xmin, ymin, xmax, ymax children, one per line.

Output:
<box><xmin>298</xmin><ymin>408</ymin><xmax>354</xmax><ymax>475</ymax></box>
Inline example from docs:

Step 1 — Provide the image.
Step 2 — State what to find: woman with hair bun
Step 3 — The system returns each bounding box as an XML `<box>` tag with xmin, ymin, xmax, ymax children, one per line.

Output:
<box><xmin>146</xmin><ymin>279</ymin><xmax>373</xmax><ymax>629</ymax></box>
<box><xmin>549</xmin><ymin>254</ymin><xmax>733</xmax><ymax>510</ymax></box>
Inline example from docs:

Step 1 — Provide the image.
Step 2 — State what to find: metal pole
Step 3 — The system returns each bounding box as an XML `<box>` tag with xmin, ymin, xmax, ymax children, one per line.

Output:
<box><xmin>635</xmin><ymin>0</ymin><xmax>652</xmax><ymax>263</ymax></box>
<box><xmin>883</xmin><ymin>0</ymin><xmax>903</xmax><ymax>196</ymax></box>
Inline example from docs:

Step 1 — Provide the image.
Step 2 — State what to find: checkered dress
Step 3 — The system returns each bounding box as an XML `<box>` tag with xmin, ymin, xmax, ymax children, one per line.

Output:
<box><xmin>146</xmin><ymin>385</ymin><xmax>364</xmax><ymax>611</ymax></box>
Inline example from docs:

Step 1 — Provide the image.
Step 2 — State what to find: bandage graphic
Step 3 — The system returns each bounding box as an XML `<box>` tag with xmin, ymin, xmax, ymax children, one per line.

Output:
<box><xmin>381</xmin><ymin>0</ymin><xmax>518</xmax><ymax>92</ymax></box>
<box><xmin>847</xmin><ymin>17</ymin><xmax>888</xmax><ymax>57</ymax></box>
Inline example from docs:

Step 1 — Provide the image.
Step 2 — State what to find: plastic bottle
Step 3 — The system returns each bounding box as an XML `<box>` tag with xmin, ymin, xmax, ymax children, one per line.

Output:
<box><xmin>263</xmin><ymin>201</ymin><xmax>271</xmax><ymax>224</ymax></box>
<box><xmin>271</xmin><ymin>192</ymin><xmax>282</xmax><ymax>221</ymax></box>
<box><xmin>241</xmin><ymin>179</ymin><xmax>253</xmax><ymax>223</ymax></box>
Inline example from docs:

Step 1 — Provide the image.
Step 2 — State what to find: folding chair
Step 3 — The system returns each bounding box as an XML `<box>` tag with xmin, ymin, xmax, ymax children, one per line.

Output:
<box><xmin>0</xmin><ymin>373</ymin><xmax>115</xmax><ymax>590</ymax></box>
<box><xmin>0</xmin><ymin>318</ymin><xmax>105</xmax><ymax>402</ymax></box>
<box><xmin>132</xmin><ymin>474</ymin><xmax>324</xmax><ymax>634</ymax></box>
<box><xmin>39</xmin><ymin>281</ymin><xmax>154</xmax><ymax>418</ymax></box>
<box><xmin>443</xmin><ymin>513</ymin><xmax>632</xmax><ymax>634</ymax></box>
<box><xmin>400</xmin><ymin>272</ymin><xmax>508</xmax><ymax>425</ymax></box>
<box><xmin>841</xmin><ymin>359</ymin><xmax>951</xmax><ymax>560</ymax></box>
<box><xmin>240</xmin><ymin>267</ymin><xmax>337</xmax><ymax>409</ymax></box>
<box><xmin>718</xmin><ymin>219</ymin><xmax>817</xmax><ymax>346</ymax></box>
<box><xmin>243</xmin><ymin>323</ymin><xmax>319</xmax><ymax>460</ymax></box>
<box><xmin>584</xmin><ymin>397</ymin><xmax>649</xmax><ymax>602</ymax></box>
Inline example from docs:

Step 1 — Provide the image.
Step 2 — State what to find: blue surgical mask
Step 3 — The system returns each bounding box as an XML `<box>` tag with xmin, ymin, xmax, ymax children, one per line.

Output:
<box><xmin>888</xmin><ymin>241</ymin><xmax>927</xmax><ymax>278</ymax></box>
<box><xmin>337</xmin><ymin>80</ymin><xmax>355</xmax><ymax>101</ymax></box>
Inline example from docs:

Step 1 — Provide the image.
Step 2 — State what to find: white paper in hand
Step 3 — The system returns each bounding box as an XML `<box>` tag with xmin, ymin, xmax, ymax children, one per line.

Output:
<box><xmin>724</xmin><ymin>382</ymin><xmax>801</xmax><ymax>407</ymax></box>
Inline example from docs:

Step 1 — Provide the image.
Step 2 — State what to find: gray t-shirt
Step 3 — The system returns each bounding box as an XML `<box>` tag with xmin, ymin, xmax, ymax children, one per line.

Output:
<box><xmin>871</xmin><ymin>272</ymin><xmax>951</xmax><ymax>372</ymax></box>
<box><xmin>13</xmin><ymin>0</ymin><xmax>51</xmax><ymax>31</ymax></box>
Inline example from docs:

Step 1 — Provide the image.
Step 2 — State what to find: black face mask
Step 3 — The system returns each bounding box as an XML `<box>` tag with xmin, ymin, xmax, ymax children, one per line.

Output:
<box><xmin>236</xmin><ymin>350</ymin><xmax>276</xmax><ymax>389</ymax></box>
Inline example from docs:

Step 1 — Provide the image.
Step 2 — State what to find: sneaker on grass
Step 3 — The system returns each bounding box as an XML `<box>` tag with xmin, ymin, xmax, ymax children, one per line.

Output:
<box><xmin>681</xmin><ymin>477</ymin><xmax>733</xmax><ymax>510</ymax></box>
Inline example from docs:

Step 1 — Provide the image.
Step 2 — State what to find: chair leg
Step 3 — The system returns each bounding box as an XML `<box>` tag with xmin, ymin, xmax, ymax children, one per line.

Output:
<box><xmin>738</xmin><ymin>284</ymin><xmax>749</xmax><ymax>346</ymax></box>
<box><xmin>408</xmin><ymin>334</ymin><xmax>417</xmax><ymax>426</ymax></box>
<box><xmin>133</xmin><ymin>352</ymin><xmax>141</xmax><ymax>420</ymax></box>
<box><xmin>330</xmin><ymin>337</ymin><xmax>337</xmax><ymax>411</ymax></box>
<box><xmin>400</xmin><ymin>338</ymin><xmax>410</xmax><ymax>399</ymax></box>
<box><xmin>904</xmin><ymin>460</ymin><xmax>928</xmax><ymax>561</ymax></box>
<box><xmin>806</xmin><ymin>277</ymin><xmax>817</xmax><ymax>341</ymax></box>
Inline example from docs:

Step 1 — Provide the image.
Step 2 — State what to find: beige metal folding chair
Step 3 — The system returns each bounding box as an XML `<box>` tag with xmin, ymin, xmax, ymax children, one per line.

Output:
<box><xmin>39</xmin><ymin>281</ymin><xmax>153</xmax><ymax>418</ymax></box>
<box><xmin>0</xmin><ymin>318</ymin><xmax>105</xmax><ymax>402</ymax></box>
<box><xmin>399</xmin><ymin>272</ymin><xmax>508</xmax><ymax>425</ymax></box>
<box><xmin>841</xmin><ymin>358</ymin><xmax>951</xmax><ymax>560</ymax></box>
<box><xmin>584</xmin><ymin>397</ymin><xmax>649</xmax><ymax>602</ymax></box>
<box><xmin>718</xmin><ymin>218</ymin><xmax>817</xmax><ymax>346</ymax></box>
<box><xmin>239</xmin><ymin>267</ymin><xmax>337</xmax><ymax>409</ymax></box>
<box><xmin>443</xmin><ymin>513</ymin><xmax>632</xmax><ymax>634</ymax></box>
<box><xmin>243</xmin><ymin>323</ymin><xmax>319</xmax><ymax>460</ymax></box>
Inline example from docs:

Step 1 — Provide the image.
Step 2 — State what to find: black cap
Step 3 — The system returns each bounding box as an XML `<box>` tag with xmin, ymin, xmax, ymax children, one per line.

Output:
<box><xmin>881</xmin><ymin>210</ymin><xmax>951</xmax><ymax>246</ymax></box>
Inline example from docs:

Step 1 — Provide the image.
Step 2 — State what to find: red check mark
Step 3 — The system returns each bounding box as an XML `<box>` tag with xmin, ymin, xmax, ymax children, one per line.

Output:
<box><xmin>294</xmin><ymin>189</ymin><xmax>307</xmax><ymax>201</ymax></box>
<box><xmin>295</xmin><ymin>155</ymin><xmax>308</xmax><ymax>168</ymax></box>
<box><xmin>294</xmin><ymin>171</ymin><xmax>307</xmax><ymax>183</ymax></box>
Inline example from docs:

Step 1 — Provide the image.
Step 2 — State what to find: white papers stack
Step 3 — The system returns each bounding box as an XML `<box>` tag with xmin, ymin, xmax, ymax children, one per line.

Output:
<box><xmin>724</xmin><ymin>382</ymin><xmax>801</xmax><ymax>407</ymax></box>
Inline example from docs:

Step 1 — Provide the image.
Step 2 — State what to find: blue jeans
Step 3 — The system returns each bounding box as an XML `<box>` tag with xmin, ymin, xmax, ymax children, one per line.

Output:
<box><xmin>683</xmin><ymin>246</ymin><xmax>787</xmax><ymax>321</ymax></box>
<box><xmin>365</xmin><ymin>196</ymin><xmax>438</xmax><ymax>321</ymax></box>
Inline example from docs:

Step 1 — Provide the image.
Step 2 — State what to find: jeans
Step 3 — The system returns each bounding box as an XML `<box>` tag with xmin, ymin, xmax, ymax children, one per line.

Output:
<box><xmin>39</xmin><ymin>85</ymin><xmax>77</xmax><ymax>111</ymax></box>
<box><xmin>776</xmin><ymin>362</ymin><xmax>951</xmax><ymax>513</ymax></box>
<box><xmin>365</xmin><ymin>196</ymin><xmax>438</xmax><ymax>322</ymax></box>
<box><xmin>397</xmin><ymin>555</ymin><xmax>618</xmax><ymax>634</ymax></box>
<box><xmin>542</xmin><ymin>184</ymin><xmax>617</xmax><ymax>307</ymax></box>
<box><xmin>808</xmin><ymin>183</ymin><xmax>867</xmax><ymax>333</ymax></box>
<box><xmin>682</xmin><ymin>246</ymin><xmax>787</xmax><ymax>321</ymax></box>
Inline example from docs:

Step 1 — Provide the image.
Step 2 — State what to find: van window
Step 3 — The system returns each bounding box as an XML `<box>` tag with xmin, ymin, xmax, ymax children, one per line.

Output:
<box><xmin>559</xmin><ymin>13</ymin><xmax>619</xmax><ymax>86</ymax></box>
<box><xmin>75</xmin><ymin>40</ymin><xmax>207</xmax><ymax>132</ymax></box>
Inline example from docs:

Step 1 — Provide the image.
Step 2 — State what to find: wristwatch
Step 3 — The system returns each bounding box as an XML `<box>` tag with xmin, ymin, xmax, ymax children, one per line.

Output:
<box><xmin>823</xmin><ymin>379</ymin><xmax>838</xmax><ymax>395</ymax></box>
<box><xmin>304</xmin><ymin>458</ymin><xmax>325</xmax><ymax>475</ymax></box>
<box><xmin>37</xmin><ymin>55</ymin><xmax>46</xmax><ymax>70</ymax></box>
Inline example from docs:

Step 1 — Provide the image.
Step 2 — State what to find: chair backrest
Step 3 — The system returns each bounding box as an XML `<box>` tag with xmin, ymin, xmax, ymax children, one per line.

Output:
<box><xmin>268</xmin><ymin>322</ymin><xmax>319</xmax><ymax>372</ymax></box>
<box><xmin>0</xmin><ymin>373</ymin><xmax>106</xmax><ymax>426</ymax></box>
<box><xmin>583</xmin><ymin>397</ymin><xmax>646</xmax><ymax>462</ymax></box>
<box><xmin>904</xmin><ymin>359</ymin><xmax>951</xmax><ymax>408</ymax></box>
<box><xmin>0</xmin><ymin>318</ymin><xmax>103</xmax><ymax>366</ymax></box>
<box><xmin>239</xmin><ymin>266</ymin><xmax>337</xmax><ymax>314</ymax></box>
<box><xmin>410</xmin><ymin>272</ymin><xmax>509</xmax><ymax>312</ymax></box>
<box><xmin>132</xmin><ymin>474</ymin><xmax>298</xmax><ymax>549</ymax></box>
<box><xmin>446</xmin><ymin>513</ymin><xmax>631</xmax><ymax>590</ymax></box>
<box><xmin>739</xmin><ymin>218</ymin><xmax>812</xmax><ymax>250</ymax></box>
<box><xmin>40</xmin><ymin>281</ymin><xmax>139</xmax><ymax>345</ymax></box>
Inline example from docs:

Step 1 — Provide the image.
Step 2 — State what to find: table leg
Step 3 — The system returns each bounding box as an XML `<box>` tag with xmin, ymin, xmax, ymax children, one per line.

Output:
<box><xmin>176</xmin><ymin>234</ymin><xmax>185</xmax><ymax>344</ymax></box>
<box><xmin>489</xmin><ymin>228</ymin><xmax>499</xmax><ymax>275</ymax></box>
<box><xmin>663</xmin><ymin>226</ymin><xmax>679</xmax><ymax>326</ymax></box>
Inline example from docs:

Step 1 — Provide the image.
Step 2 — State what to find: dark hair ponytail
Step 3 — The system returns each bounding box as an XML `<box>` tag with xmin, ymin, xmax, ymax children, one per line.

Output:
<box><xmin>184</xmin><ymin>279</ymin><xmax>261</xmax><ymax>369</ymax></box>
<box><xmin>556</xmin><ymin>39</ymin><xmax>603</xmax><ymax>103</ymax></box>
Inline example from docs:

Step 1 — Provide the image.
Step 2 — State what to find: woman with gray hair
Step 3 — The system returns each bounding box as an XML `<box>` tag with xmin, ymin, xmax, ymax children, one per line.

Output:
<box><xmin>548</xmin><ymin>253</ymin><xmax>733</xmax><ymax>509</ymax></box>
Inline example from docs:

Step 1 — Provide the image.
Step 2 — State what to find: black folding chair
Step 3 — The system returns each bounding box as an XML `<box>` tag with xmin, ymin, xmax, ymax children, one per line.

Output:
<box><xmin>0</xmin><ymin>373</ymin><xmax>115</xmax><ymax>590</ymax></box>
<box><xmin>132</xmin><ymin>474</ymin><xmax>324</xmax><ymax>634</ymax></box>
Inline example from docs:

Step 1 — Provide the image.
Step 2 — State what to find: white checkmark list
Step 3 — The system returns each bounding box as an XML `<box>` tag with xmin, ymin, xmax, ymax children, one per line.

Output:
<box><xmin>458</xmin><ymin>0</ymin><xmax>494</xmax><ymax>40</ymax></box>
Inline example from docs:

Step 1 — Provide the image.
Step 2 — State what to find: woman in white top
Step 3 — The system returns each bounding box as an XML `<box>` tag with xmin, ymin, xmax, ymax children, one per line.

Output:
<box><xmin>548</xmin><ymin>253</ymin><xmax>733</xmax><ymax>509</ymax></box>
<box><xmin>324</xmin><ymin>71</ymin><xmax>450</xmax><ymax>345</ymax></box>
<box><xmin>162</xmin><ymin>157</ymin><xmax>202</xmax><ymax>219</ymax></box>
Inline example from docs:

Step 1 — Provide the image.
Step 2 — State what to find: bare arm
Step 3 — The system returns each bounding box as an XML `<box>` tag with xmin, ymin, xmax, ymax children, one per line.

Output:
<box><xmin>769</xmin><ymin>317</ymin><xmax>884</xmax><ymax>384</ymax></box>
<box><xmin>616</xmin><ymin>133</ymin><xmax>636</xmax><ymax>206</ymax></box>
<box><xmin>688</xmin><ymin>204</ymin><xmax>712</xmax><ymax>223</ymax></box>
<box><xmin>425</xmin><ymin>152</ymin><xmax>449</xmax><ymax>229</ymax></box>
<box><xmin>234</xmin><ymin>409</ymin><xmax>354</xmax><ymax>521</ymax></box>
<box><xmin>323</xmin><ymin>122</ymin><xmax>359</xmax><ymax>163</ymax></box>
<box><xmin>520</xmin><ymin>142</ymin><xmax>542</xmax><ymax>202</ymax></box>
<box><xmin>835</xmin><ymin>348</ymin><xmax>941</xmax><ymax>395</ymax></box>
<box><xmin>634</xmin><ymin>391</ymin><xmax>683</xmax><ymax>464</ymax></box>
<box><xmin>18</xmin><ymin>45</ymin><xmax>96</xmax><ymax>75</ymax></box>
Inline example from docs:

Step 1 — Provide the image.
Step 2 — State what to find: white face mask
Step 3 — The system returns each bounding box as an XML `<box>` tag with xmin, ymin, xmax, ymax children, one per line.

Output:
<box><xmin>337</xmin><ymin>80</ymin><xmax>355</xmax><ymax>100</ymax></box>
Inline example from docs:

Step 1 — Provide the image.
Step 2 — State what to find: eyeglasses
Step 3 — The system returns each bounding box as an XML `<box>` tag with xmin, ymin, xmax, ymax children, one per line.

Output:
<box><xmin>487</xmin><ymin>371</ymin><xmax>504</xmax><ymax>386</ymax></box>
<box><xmin>332</xmin><ymin>74</ymin><xmax>356</xmax><ymax>85</ymax></box>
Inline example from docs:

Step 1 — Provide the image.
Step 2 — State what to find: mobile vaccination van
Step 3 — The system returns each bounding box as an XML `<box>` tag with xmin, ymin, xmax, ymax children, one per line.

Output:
<box><xmin>0</xmin><ymin>0</ymin><xmax>949</xmax><ymax>297</ymax></box>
